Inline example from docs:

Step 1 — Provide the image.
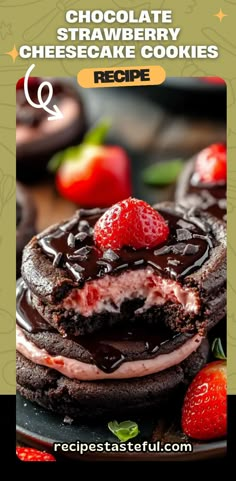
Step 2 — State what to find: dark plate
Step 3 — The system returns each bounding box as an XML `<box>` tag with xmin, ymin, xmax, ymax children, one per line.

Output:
<box><xmin>16</xmin><ymin>393</ymin><xmax>226</xmax><ymax>461</ymax></box>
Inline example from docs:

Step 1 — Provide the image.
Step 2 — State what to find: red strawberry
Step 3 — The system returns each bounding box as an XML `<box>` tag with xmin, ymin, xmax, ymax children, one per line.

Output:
<box><xmin>49</xmin><ymin>121</ymin><xmax>132</xmax><ymax>208</ymax></box>
<box><xmin>56</xmin><ymin>145</ymin><xmax>131</xmax><ymax>208</ymax></box>
<box><xmin>94</xmin><ymin>197</ymin><xmax>169</xmax><ymax>250</ymax></box>
<box><xmin>16</xmin><ymin>77</ymin><xmax>41</xmax><ymax>90</ymax></box>
<box><xmin>181</xmin><ymin>360</ymin><xmax>227</xmax><ymax>440</ymax></box>
<box><xmin>195</xmin><ymin>143</ymin><xmax>226</xmax><ymax>183</ymax></box>
<box><xmin>201</xmin><ymin>77</ymin><xmax>225</xmax><ymax>85</ymax></box>
<box><xmin>16</xmin><ymin>447</ymin><xmax>56</xmax><ymax>462</ymax></box>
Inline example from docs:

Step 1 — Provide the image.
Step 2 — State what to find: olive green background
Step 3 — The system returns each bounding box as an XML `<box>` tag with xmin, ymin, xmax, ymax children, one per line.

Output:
<box><xmin>0</xmin><ymin>0</ymin><xmax>235</xmax><ymax>395</ymax></box>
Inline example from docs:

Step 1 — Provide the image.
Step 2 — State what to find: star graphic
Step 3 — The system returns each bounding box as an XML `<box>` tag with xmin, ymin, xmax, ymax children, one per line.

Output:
<box><xmin>214</xmin><ymin>8</ymin><xmax>228</xmax><ymax>22</ymax></box>
<box><xmin>5</xmin><ymin>44</ymin><xmax>19</xmax><ymax>63</ymax></box>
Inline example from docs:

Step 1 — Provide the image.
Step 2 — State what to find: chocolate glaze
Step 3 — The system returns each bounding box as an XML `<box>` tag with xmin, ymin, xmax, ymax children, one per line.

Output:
<box><xmin>16</xmin><ymin>280</ymin><xmax>184</xmax><ymax>374</ymax></box>
<box><xmin>187</xmin><ymin>172</ymin><xmax>226</xmax><ymax>221</ymax></box>
<box><xmin>38</xmin><ymin>207</ymin><xmax>213</xmax><ymax>286</ymax></box>
<box><xmin>16</xmin><ymin>281</ymin><xmax>53</xmax><ymax>333</ymax></box>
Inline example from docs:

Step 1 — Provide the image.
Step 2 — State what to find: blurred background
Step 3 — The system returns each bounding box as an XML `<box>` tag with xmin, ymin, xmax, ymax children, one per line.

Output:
<box><xmin>17</xmin><ymin>77</ymin><xmax>226</xmax><ymax>232</ymax></box>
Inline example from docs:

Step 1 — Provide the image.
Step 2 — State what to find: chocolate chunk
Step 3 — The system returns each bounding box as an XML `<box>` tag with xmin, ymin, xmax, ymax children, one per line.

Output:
<box><xmin>176</xmin><ymin>219</ymin><xmax>196</xmax><ymax>231</ymax></box>
<box><xmin>134</xmin><ymin>259</ymin><xmax>145</xmax><ymax>266</ymax></box>
<box><xmin>67</xmin><ymin>233</ymin><xmax>75</xmax><ymax>248</ymax></box>
<box><xmin>154</xmin><ymin>246</ymin><xmax>173</xmax><ymax>256</ymax></box>
<box><xmin>172</xmin><ymin>243</ymin><xmax>186</xmax><ymax>255</ymax></box>
<box><xmin>67</xmin><ymin>254</ymin><xmax>86</xmax><ymax>262</ymax></box>
<box><xmin>65</xmin><ymin>262</ymin><xmax>84</xmax><ymax>281</ymax></box>
<box><xmin>188</xmin><ymin>216</ymin><xmax>211</xmax><ymax>233</ymax></box>
<box><xmin>71</xmin><ymin>263</ymin><xmax>84</xmax><ymax>272</ymax></box>
<box><xmin>75</xmin><ymin>232</ymin><xmax>88</xmax><ymax>242</ymax></box>
<box><xmin>67</xmin><ymin>246</ymin><xmax>91</xmax><ymax>262</ymax></box>
<box><xmin>183</xmin><ymin>244</ymin><xmax>199</xmax><ymax>255</ymax></box>
<box><xmin>102</xmin><ymin>249</ymin><xmax>119</xmax><ymax>262</ymax></box>
<box><xmin>176</xmin><ymin>229</ymin><xmax>192</xmax><ymax>242</ymax></box>
<box><xmin>53</xmin><ymin>252</ymin><xmax>62</xmax><ymax>267</ymax></box>
<box><xmin>167</xmin><ymin>259</ymin><xmax>180</xmax><ymax>266</ymax></box>
<box><xmin>78</xmin><ymin>220</ymin><xmax>90</xmax><ymax>233</ymax></box>
<box><xmin>96</xmin><ymin>260</ymin><xmax>112</xmax><ymax>274</ymax></box>
<box><xmin>74</xmin><ymin>246</ymin><xmax>91</xmax><ymax>256</ymax></box>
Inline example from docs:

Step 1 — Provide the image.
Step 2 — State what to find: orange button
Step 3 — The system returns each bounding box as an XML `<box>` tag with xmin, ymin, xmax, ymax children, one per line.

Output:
<box><xmin>77</xmin><ymin>66</ymin><xmax>166</xmax><ymax>88</ymax></box>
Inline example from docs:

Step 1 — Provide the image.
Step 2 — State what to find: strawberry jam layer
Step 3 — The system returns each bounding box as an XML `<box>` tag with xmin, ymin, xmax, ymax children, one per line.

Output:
<box><xmin>62</xmin><ymin>268</ymin><xmax>200</xmax><ymax>317</ymax></box>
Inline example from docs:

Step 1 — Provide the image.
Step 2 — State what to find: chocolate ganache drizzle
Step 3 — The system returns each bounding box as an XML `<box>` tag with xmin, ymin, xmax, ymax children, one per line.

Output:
<box><xmin>187</xmin><ymin>170</ymin><xmax>226</xmax><ymax>221</ymax></box>
<box><xmin>38</xmin><ymin>207</ymin><xmax>214</xmax><ymax>286</ymax></box>
<box><xmin>16</xmin><ymin>280</ymin><xmax>188</xmax><ymax>374</ymax></box>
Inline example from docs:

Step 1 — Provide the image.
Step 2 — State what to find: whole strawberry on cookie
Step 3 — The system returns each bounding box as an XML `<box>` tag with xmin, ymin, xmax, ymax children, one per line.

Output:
<box><xmin>94</xmin><ymin>197</ymin><xmax>169</xmax><ymax>250</ymax></box>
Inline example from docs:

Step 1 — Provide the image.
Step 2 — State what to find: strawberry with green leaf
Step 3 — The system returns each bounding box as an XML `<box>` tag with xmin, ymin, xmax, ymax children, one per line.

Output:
<box><xmin>48</xmin><ymin>120</ymin><xmax>132</xmax><ymax>208</ymax></box>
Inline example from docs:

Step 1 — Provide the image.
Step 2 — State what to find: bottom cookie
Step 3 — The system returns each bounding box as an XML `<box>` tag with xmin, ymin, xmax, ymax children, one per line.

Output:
<box><xmin>17</xmin><ymin>339</ymin><xmax>209</xmax><ymax>419</ymax></box>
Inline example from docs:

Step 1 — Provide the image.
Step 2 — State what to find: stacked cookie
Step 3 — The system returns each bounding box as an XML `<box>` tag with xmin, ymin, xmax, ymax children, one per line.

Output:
<box><xmin>16</xmin><ymin>199</ymin><xmax>226</xmax><ymax>418</ymax></box>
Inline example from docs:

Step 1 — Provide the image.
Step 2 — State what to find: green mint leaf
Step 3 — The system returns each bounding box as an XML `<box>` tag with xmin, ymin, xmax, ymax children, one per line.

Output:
<box><xmin>142</xmin><ymin>159</ymin><xmax>184</xmax><ymax>186</ymax></box>
<box><xmin>83</xmin><ymin>119</ymin><xmax>111</xmax><ymax>146</ymax></box>
<box><xmin>212</xmin><ymin>338</ymin><xmax>226</xmax><ymax>360</ymax></box>
<box><xmin>108</xmin><ymin>420</ymin><xmax>139</xmax><ymax>442</ymax></box>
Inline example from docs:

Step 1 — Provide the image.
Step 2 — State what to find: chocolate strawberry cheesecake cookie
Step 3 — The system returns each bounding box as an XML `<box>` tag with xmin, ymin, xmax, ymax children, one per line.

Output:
<box><xmin>16</xmin><ymin>78</ymin><xmax>87</xmax><ymax>182</ymax></box>
<box><xmin>176</xmin><ymin>144</ymin><xmax>226</xmax><ymax>221</ymax></box>
<box><xmin>21</xmin><ymin>199</ymin><xmax>226</xmax><ymax>336</ymax></box>
<box><xmin>17</xmin><ymin>198</ymin><xmax>225</xmax><ymax>418</ymax></box>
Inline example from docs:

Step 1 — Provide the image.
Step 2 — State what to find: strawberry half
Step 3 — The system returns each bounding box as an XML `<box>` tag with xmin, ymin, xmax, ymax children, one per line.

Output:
<box><xmin>16</xmin><ymin>447</ymin><xmax>56</xmax><ymax>462</ymax></box>
<box><xmin>195</xmin><ymin>143</ymin><xmax>226</xmax><ymax>183</ymax></box>
<box><xmin>94</xmin><ymin>197</ymin><xmax>169</xmax><ymax>250</ymax></box>
<box><xmin>181</xmin><ymin>360</ymin><xmax>227</xmax><ymax>440</ymax></box>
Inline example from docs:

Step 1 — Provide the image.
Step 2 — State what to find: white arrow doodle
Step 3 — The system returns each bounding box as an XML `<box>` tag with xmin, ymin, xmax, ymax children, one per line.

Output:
<box><xmin>24</xmin><ymin>64</ymin><xmax>64</xmax><ymax>121</ymax></box>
